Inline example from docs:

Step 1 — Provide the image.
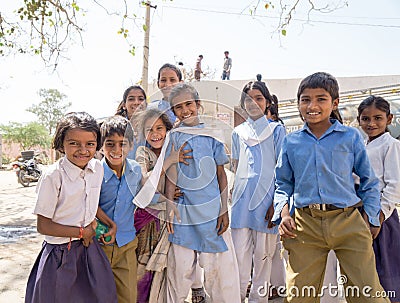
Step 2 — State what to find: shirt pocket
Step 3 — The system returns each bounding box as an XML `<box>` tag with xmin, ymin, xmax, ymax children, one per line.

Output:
<box><xmin>331</xmin><ymin>150</ymin><xmax>353</xmax><ymax>177</ymax></box>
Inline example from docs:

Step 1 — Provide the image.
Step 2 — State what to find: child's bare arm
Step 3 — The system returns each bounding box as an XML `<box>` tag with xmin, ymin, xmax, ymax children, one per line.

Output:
<box><xmin>96</xmin><ymin>207</ymin><xmax>117</xmax><ymax>244</ymax></box>
<box><xmin>278</xmin><ymin>204</ymin><xmax>297</xmax><ymax>239</ymax></box>
<box><xmin>216</xmin><ymin>165</ymin><xmax>229</xmax><ymax>235</ymax></box>
<box><xmin>231</xmin><ymin>158</ymin><xmax>238</xmax><ymax>174</ymax></box>
<box><xmin>165</xmin><ymin>165</ymin><xmax>180</xmax><ymax>234</ymax></box>
<box><xmin>37</xmin><ymin>214</ymin><xmax>97</xmax><ymax>246</ymax></box>
<box><xmin>265</xmin><ymin>204</ymin><xmax>275</xmax><ymax>229</ymax></box>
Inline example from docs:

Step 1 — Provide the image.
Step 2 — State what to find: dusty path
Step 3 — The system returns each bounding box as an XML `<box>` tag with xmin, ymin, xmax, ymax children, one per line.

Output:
<box><xmin>0</xmin><ymin>170</ymin><xmax>44</xmax><ymax>302</ymax></box>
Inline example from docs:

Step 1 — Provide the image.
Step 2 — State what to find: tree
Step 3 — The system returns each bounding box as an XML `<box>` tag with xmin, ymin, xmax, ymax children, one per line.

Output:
<box><xmin>27</xmin><ymin>88</ymin><xmax>71</xmax><ymax>135</ymax></box>
<box><xmin>0</xmin><ymin>121</ymin><xmax>51</xmax><ymax>150</ymax></box>
<box><xmin>0</xmin><ymin>1</ymin><xmax>346</xmax><ymax>68</ymax></box>
<box><xmin>0</xmin><ymin>1</ymin><xmax>144</xmax><ymax>69</ymax></box>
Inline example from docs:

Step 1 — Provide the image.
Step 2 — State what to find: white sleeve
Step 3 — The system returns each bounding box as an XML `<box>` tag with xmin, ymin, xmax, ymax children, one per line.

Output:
<box><xmin>33</xmin><ymin>169</ymin><xmax>61</xmax><ymax>219</ymax></box>
<box><xmin>381</xmin><ymin>140</ymin><xmax>400</xmax><ymax>220</ymax></box>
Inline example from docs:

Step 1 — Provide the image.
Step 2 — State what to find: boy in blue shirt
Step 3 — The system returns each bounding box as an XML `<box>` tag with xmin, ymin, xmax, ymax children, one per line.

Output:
<box><xmin>96</xmin><ymin>115</ymin><xmax>143</xmax><ymax>303</ymax></box>
<box><xmin>272</xmin><ymin>72</ymin><xmax>390</xmax><ymax>303</ymax></box>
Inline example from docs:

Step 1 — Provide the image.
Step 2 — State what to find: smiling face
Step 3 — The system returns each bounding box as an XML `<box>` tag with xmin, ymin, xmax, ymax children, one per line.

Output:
<box><xmin>244</xmin><ymin>88</ymin><xmax>269</xmax><ymax>120</ymax></box>
<box><xmin>171</xmin><ymin>92</ymin><xmax>200</xmax><ymax>126</ymax></box>
<box><xmin>145</xmin><ymin>118</ymin><xmax>167</xmax><ymax>150</ymax></box>
<box><xmin>62</xmin><ymin>128</ymin><xmax>98</xmax><ymax>169</ymax></box>
<box><xmin>358</xmin><ymin>104</ymin><xmax>392</xmax><ymax>141</ymax></box>
<box><xmin>124</xmin><ymin>88</ymin><xmax>146</xmax><ymax>119</ymax></box>
<box><xmin>102</xmin><ymin>133</ymin><xmax>132</xmax><ymax>172</ymax></box>
<box><xmin>299</xmin><ymin>88</ymin><xmax>338</xmax><ymax>133</ymax></box>
<box><xmin>158</xmin><ymin>68</ymin><xmax>180</xmax><ymax>100</ymax></box>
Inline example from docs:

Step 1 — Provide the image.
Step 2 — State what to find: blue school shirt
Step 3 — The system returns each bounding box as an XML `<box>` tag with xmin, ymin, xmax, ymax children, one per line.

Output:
<box><xmin>127</xmin><ymin>135</ymin><xmax>146</xmax><ymax>161</ymax></box>
<box><xmin>147</xmin><ymin>99</ymin><xmax>177</xmax><ymax>124</ymax></box>
<box><xmin>166</xmin><ymin>123</ymin><xmax>229</xmax><ymax>253</ymax></box>
<box><xmin>231</xmin><ymin>116</ymin><xmax>285</xmax><ymax>233</ymax></box>
<box><xmin>272</xmin><ymin>120</ymin><xmax>381</xmax><ymax>226</ymax></box>
<box><xmin>99</xmin><ymin>158</ymin><xmax>142</xmax><ymax>247</ymax></box>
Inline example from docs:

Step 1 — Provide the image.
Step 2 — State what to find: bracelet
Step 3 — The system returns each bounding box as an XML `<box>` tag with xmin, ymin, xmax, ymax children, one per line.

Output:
<box><xmin>78</xmin><ymin>226</ymin><xmax>84</xmax><ymax>239</ymax></box>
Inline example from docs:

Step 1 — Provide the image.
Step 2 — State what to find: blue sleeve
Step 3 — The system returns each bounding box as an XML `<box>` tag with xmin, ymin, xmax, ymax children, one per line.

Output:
<box><xmin>272</xmin><ymin>136</ymin><xmax>295</xmax><ymax>225</ymax></box>
<box><xmin>273</xmin><ymin>124</ymin><xmax>286</xmax><ymax>162</ymax></box>
<box><xmin>213</xmin><ymin>139</ymin><xmax>229</xmax><ymax>166</ymax></box>
<box><xmin>231</xmin><ymin>131</ymin><xmax>240</xmax><ymax>161</ymax></box>
<box><xmin>353</xmin><ymin>131</ymin><xmax>381</xmax><ymax>226</ymax></box>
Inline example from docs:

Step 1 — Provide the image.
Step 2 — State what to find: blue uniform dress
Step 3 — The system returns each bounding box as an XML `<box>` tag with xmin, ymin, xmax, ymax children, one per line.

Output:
<box><xmin>166</xmin><ymin>123</ymin><xmax>229</xmax><ymax>253</ymax></box>
<box><xmin>99</xmin><ymin>158</ymin><xmax>142</xmax><ymax>247</ymax></box>
<box><xmin>147</xmin><ymin>99</ymin><xmax>177</xmax><ymax>124</ymax></box>
<box><xmin>231</xmin><ymin>117</ymin><xmax>285</xmax><ymax>234</ymax></box>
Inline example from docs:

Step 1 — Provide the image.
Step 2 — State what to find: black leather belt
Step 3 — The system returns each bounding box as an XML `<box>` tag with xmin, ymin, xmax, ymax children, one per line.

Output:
<box><xmin>301</xmin><ymin>201</ymin><xmax>363</xmax><ymax>211</ymax></box>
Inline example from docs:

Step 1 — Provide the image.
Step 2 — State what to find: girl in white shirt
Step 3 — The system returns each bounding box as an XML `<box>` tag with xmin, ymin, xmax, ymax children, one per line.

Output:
<box><xmin>358</xmin><ymin>96</ymin><xmax>400</xmax><ymax>303</ymax></box>
<box><xmin>25</xmin><ymin>112</ymin><xmax>117</xmax><ymax>303</ymax></box>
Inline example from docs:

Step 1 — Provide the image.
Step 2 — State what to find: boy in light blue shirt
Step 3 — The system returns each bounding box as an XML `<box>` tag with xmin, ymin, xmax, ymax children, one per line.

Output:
<box><xmin>96</xmin><ymin>115</ymin><xmax>143</xmax><ymax>303</ymax></box>
<box><xmin>272</xmin><ymin>72</ymin><xmax>389</xmax><ymax>303</ymax></box>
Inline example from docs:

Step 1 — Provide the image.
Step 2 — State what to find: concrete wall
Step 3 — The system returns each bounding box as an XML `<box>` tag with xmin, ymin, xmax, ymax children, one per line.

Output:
<box><xmin>147</xmin><ymin>75</ymin><xmax>400</xmax><ymax>133</ymax></box>
<box><xmin>148</xmin><ymin>75</ymin><xmax>400</xmax><ymax>106</ymax></box>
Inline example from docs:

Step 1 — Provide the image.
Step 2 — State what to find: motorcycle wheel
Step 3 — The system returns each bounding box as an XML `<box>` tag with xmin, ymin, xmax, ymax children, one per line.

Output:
<box><xmin>18</xmin><ymin>170</ymin><xmax>31</xmax><ymax>187</ymax></box>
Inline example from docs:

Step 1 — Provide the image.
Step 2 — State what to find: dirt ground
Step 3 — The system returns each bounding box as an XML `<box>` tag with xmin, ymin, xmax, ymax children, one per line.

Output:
<box><xmin>0</xmin><ymin>169</ymin><xmax>44</xmax><ymax>302</ymax></box>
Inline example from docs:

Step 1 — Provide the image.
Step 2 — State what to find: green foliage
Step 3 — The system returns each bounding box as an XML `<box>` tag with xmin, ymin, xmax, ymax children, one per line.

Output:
<box><xmin>1</xmin><ymin>1</ymin><xmax>150</xmax><ymax>68</ymax></box>
<box><xmin>27</xmin><ymin>88</ymin><xmax>71</xmax><ymax>135</ymax></box>
<box><xmin>0</xmin><ymin>121</ymin><xmax>51</xmax><ymax>150</ymax></box>
<box><xmin>0</xmin><ymin>1</ymin><xmax>83</xmax><ymax>66</ymax></box>
<box><xmin>129</xmin><ymin>45</ymin><xmax>136</xmax><ymax>56</ymax></box>
<box><xmin>2</xmin><ymin>153</ymin><xmax>12</xmax><ymax>165</ymax></box>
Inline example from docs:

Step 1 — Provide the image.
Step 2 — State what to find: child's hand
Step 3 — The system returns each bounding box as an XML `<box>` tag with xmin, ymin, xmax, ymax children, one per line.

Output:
<box><xmin>82</xmin><ymin>220</ymin><xmax>97</xmax><ymax>247</ymax></box>
<box><xmin>166</xmin><ymin>199</ymin><xmax>181</xmax><ymax>234</ymax></box>
<box><xmin>101</xmin><ymin>221</ymin><xmax>117</xmax><ymax>245</ymax></box>
<box><xmin>265</xmin><ymin>204</ymin><xmax>275</xmax><ymax>229</ymax></box>
<box><xmin>362</xmin><ymin>211</ymin><xmax>382</xmax><ymax>240</ymax></box>
<box><xmin>169</xmin><ymin>142</ymin><xmax>192</xmax><ymax>166</ymax></box>
<box><xmin>216</xmin><ymin>212</ymin><xmax>229</xmax><ymax>235</ymax></box>
<box><xmin>279</xmin><ymin>215</ymin><xmax>297</xmax><ymax>239</ymax></box>
<box><xmin>370</xmin><ymin>226</ymin><xmax>381</xmax><ymax>239</ymax></box>
<box><xmin>174</xmin><ymin>186</ymin><xmax>183</xmax><ymax>200</ymax></box>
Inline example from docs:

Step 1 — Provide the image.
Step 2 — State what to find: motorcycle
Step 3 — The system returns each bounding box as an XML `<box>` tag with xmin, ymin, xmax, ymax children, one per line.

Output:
<box><xmin>12</xmin><ymin>155</ymin><xmax>42</xmax><ymax>187</ymax></box>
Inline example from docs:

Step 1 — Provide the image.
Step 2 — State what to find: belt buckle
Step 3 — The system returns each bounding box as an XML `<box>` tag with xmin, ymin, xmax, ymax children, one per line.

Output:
<box><xmin>309</xmin><ymin>204</ymin><xmax>327</xmax><ymax>211</ymax></box>
<box><xmin>309</xmin><ymin>203</ymin><xmax>321</xmax><ymax>210</ymax></box>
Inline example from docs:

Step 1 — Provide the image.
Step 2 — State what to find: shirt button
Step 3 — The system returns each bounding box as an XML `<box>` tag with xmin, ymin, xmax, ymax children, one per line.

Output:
<box><xmin>319</xmin><ymin>189</ymin><xmax>323</xmax><ymax>193</ymax></box>
<box><xmin>318</xmin><ymin>172</ymin><xmax>322</xmax><ymax>176</ymax></box>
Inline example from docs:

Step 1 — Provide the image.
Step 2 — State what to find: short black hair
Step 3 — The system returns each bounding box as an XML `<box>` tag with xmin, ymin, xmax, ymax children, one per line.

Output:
<box><xmin>52</xmin><ymin>112</ymin><xmax>101</xmax><ymax>152</ymax></box>
<box><xmin>100</xmin><ymin>115</ymin><xmax>134</xmax><ymax>146</ymax></box>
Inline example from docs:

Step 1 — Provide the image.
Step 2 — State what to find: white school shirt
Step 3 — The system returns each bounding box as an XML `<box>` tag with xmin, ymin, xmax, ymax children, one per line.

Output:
<box><xmin>365</xmin><ymin>132</ymin><xmax>400</xmax><ymax>220</ymax></box>
<box><xmin>34</xmin><ymin>157</ymin><xmax>104</xmax><ymax>244</ymax></box>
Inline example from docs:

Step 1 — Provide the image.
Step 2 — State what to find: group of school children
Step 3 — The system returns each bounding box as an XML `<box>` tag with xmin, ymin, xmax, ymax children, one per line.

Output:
<box><xmin>24</xmin><ymin>65</ymin><xmax>400</xmax><ymax>303</ymax></box>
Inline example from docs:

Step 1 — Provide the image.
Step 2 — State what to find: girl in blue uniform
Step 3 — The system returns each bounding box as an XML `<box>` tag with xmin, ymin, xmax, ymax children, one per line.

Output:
<box><xmin>230</xmin><ymin>81</ymin><xmax>286</xmax><ymax>302</ymax></box>
<box><xmin>165</xmin><ymin>83</ymin><xmax>240</xmax><ymax>302</ymax></box>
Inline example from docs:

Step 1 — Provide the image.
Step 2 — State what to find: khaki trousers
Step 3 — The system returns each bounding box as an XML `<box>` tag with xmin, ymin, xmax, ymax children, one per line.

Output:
<box><xmin>283</xmin><ymin>207</ymin><xmax>390</xmax><ymax>303</ymax></box>
<box><xmin>102</xmin><ymin>238</ymin><xmax>138</xmax><ymax>303</ymax></box>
